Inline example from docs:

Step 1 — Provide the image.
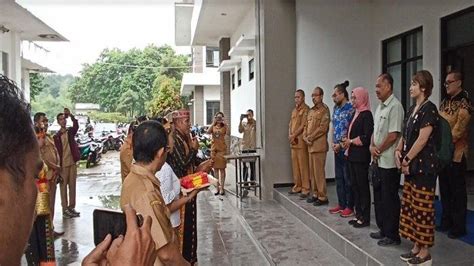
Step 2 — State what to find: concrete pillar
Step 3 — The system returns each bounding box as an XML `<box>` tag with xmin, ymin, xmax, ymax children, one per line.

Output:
<box><xmin>194</xmin><ymin>85</ymin><xmax>204</xmax><ymax>126</ymax></box>
<box><xmin>192</xmin><ymin>46</ymin><xmax>203</xmax><ymax>73</ymax></box>
<box><xmin>219</xmin><ymin>37</ymin><xmax>231</xmax><ymax>153</ymax></box>
<box><xmin>256</xmin><ymin>0</ymin><xmax>296</xmax><ymax>199</ymax></box>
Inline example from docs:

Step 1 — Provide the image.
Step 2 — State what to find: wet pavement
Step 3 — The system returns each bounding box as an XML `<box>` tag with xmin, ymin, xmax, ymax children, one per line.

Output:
<box><xmin>22</xmin><ymin>152</ymin><xmax>350</xmax><ymax>265</ymax></box>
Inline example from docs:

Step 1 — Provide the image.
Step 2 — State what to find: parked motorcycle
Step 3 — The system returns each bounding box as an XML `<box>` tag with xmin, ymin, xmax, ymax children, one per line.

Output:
<box><xmin>77</xmin><ymin>136</ymin><xmax>103</xmax><ymax>168</ymax></box>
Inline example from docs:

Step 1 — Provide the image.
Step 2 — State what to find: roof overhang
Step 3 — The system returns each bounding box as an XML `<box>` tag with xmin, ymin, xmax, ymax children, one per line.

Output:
<box><xmin>180</xmin><ymin>72</ymin><xmax>220</xmax><ymax>95</ymax></box>
<box><xmin>21</xmin><ymin>57</ymin><xmax>54</xmax><ymax>73</ymax></box>
<box><xmin>228</xmin><ymin>35</ymin><xmax>255</xmax><ymax>57</ymax></box>
<box><xmin>175</xmin><ymin>0</ymin><xmax>253</xmax><ymax>46</ymax></box>
<box><xmin>0</xmin><ymin>1</ymin><xmax>68</xmax><ymax>42</ymax></box>
<box><xmin>217</xmin><ymin>58</ymin><xmax>241</xmax><ymax>72</ymax></box>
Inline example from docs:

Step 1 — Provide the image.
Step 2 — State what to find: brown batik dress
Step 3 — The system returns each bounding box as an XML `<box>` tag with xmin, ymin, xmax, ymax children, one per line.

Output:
<box><xmin>399</xmin><ymin>101</ymin><xmax>439</xmax><ymax>248</ymax></box>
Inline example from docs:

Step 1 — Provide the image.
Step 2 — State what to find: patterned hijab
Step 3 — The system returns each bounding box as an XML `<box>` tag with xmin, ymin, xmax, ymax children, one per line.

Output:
<box><xmin>347</xmin><ymin>87</ymin><xmax>370</xmax><ymax>138</ymax></box>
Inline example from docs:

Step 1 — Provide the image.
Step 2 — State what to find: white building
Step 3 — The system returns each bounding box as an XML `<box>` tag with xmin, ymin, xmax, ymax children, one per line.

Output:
<box><xmin>0</xmin><ymin>0</ymin><xmax>67</xmax><ymax>102</ymax></box>
<box><xmin>176</xmin><ymin>0</ymin><xmax>474</xmax><ymax>198</ymax></box>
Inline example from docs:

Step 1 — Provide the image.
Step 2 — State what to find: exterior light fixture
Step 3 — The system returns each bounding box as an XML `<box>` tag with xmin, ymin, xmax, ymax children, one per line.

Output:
<box><xmin>0</xmin><ymin>25</ymin><xmax>10</xmax><ymax>34</ymax></box>
<box><xmin>38</xmin><ymin>34</ymin><xmax>59</xmax><ymax>39</ymax></box>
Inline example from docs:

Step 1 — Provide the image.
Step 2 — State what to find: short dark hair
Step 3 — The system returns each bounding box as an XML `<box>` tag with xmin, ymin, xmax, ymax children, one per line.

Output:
<box><xmin>34</xmin><ymin>112</ymin><xmax>46</xmax><ymax>123</ymax></box>
<box><xmin>215</xmin><ymin>112</ymin><xmax>224</xmax><ymax>117</ymax></box>
<box><xmin>56</xmin><ymin>113</ymin><xmax>64</xmax><ymax>121</ymax></box>
<box><xmin>128</xmin><ymin>121</ymin><xmax>138</xmax><ymax>134</ymax></box>
<box><xmin>334</xmin><ymin>80</ymin><xmax>349</xmax><ymax>100</ymax></box>
<box><xmin>448</xmin><ymin>70</ymin><xmax>463</xmax><ymax>82</ymax></box>
<box><xmin>314</xmin><ymin>86</ymin><xmax>324</xmax><ymax>96</ymax></box>
<box><xmin>0</xmin><ymin>75</ymin><xmax>36</xmax><ymax>185</ymax></box>
<box><xmin>295</xmin><ymin>89</ymin><xmax>305</xmax><ymax>97</ymax></box>
<box><xmin>412</xmin><ymin>70</ymin><xmax>433</xmax><ymax>98</ymax></box>
<box><xmin>132</xmin><ymin>121</ymin><xmax>168</xmax><ymax>163</ymax></box>
<box><xmin>247</xmin><ymin>109</ymin><xmax>254</xmax><ymax>115</ymax></box>
<box><xmin>379</xmin><ymin>73</ymin><xmax>394</xmax><ymax>90</ymax></box>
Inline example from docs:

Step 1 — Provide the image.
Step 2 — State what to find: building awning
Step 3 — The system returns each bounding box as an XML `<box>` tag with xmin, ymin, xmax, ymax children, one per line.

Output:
<box><xmin>21</xmin><ymin>57</ymin><xmax>54</xmax><ymax>73</ymax></box>
<box><xmin>180</xmin><ymin>72</ymin><xmax>220</xmax><ymax>95</ymax></box>
<box><xmin>217</xmin><ymin>58</ymin><xmax>241</xmax><ymax>72</ymax></box>
<box><xmin>0</xmin><ymin>1</ymin><xmax>68</xmax><ymax>42</ymax></box>
<box><xmin>228</xmin><ymin>35</ymin><xmax>255</xmax><ymax>57</ymax></box>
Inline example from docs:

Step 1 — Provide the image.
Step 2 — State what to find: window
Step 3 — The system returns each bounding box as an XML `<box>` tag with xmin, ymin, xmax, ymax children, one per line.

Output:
<box><xmin>382</xmin><ymin>27</ymin><xmax>422</xmax><ymax>109</ymax></box>
<box><xmin>206</xmin><ymin>101</ymin><xmax>220</xmax><ymax>125</ymax></box>
<box><xmin>206</xmin><ymin>47</ymin><xmax>219</xmax><ymax>67</ymax></box>
<box><xmin>237</xmin><ymin>68</ymin><xmax>242</xmax><ymax>87</ymax></box>
<box><xmin>2</xmin><ymin>51</ymin><xmax>8</xmax><ymax>77</ymax></box>
<box><xmin>231</xmin><ymin>72</ymin><xmax>235</xmax><ymax>90</ymax></box>
<box><xmin>249</xmin><ymin>58</ymin><xmax>255</xmax><ymax>81</ymax></box>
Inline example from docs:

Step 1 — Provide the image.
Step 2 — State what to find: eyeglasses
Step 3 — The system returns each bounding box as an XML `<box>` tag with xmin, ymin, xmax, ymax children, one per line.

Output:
<box><xmin>444</xmin><ymin>80</ymin><xmax>458</xmax><ymax>87</ymax></box>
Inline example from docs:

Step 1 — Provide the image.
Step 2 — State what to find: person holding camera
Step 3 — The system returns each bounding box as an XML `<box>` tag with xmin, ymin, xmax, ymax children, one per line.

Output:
<box><xmin>238</xmin><ymin>109</ymin><xmax>256</xmax><ymax>197</ymax></box>
<box><xmin>54</xmin><ymin>107</ymin><xmax>81</xmax><ymax>219</ymax></box>
<box><xmin>207</xmin><ymin>112</ymin><xmax>228</xmax><ymax>196</ymax></box>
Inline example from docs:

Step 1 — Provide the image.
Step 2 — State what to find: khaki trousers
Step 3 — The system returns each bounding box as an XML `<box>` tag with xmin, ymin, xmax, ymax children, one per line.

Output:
<box><xmin>60</xmin><ymin>164</ymin><xmax>77</xmax><ymax>211</ymax></box>
<box><xmin>290</xmin><ymin>148</ymin><xmax>310</xmax><ymax>194</ymax></box>
<box><xmin>309</xmin><ymin>152</ymin><xmax>328</xmax><ymax>200</ymax></box>
<box><xmin>48</xmin><ymin>178</ymin><xmax>57</xmax><ymax>221</ymax></box>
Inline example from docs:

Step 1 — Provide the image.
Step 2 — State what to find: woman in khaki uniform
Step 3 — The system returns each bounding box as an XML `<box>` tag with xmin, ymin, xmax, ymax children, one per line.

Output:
<box><xmin>208</xmin><ymin>112</ymin><xmax>228</xmax><ymax>195</ymax></box>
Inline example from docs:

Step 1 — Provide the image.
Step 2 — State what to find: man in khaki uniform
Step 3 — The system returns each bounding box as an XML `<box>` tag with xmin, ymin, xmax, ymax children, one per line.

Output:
<box><xmin>34</xmin><ymin>112</ymin><xmax>64</xmax><ymax>236</ymax></box>
<box><xmin>303</xmin><ymin>87</ymin><xmax>330</xmax><ymax>205</ymax></box>
<box><xmin>288</xmin><ymin>89</ymin><xmax>310</xmax><ymax>196</ymax></box>
<box><xmin>120</xmin><ymin>121</ymin><xmax>189</xmax><ymax>266</ymax></box>
<box><xmin>54</xmin><ymin>108</ymin><xmax>80</xmax><ymax>219</ymax></box>
<box><xmin>239</xmin><ymin>109</ymin><xmax>257</xmax><ymax>197</ymax></box>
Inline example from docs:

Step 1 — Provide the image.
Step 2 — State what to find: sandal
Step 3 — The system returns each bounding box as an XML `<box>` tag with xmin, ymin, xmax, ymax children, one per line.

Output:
<box><xmin>400</xmin><ymin>250</ymin><xmax>419</xmax><ymax>262</ymax></box>
<box><xmin>408</xmin><ymin>254</ymin><xmax>432</xmax><ymax>266</ymax></box>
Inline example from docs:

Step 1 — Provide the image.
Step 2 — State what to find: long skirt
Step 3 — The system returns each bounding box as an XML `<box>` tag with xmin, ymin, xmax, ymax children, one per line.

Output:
<box><xmin>24</xmin><ymin>215</ymin><xmax>55</xmax><ymax>265</ymax></box>
<box><xmin>399</xmin><ymin>174</ymin><xmax>436</xmax><ymax>248</ymax></box>
<box><xmin>178</xmin><ymin>198</ymin><xmax>198</xmax><ymax>264</ymax></box>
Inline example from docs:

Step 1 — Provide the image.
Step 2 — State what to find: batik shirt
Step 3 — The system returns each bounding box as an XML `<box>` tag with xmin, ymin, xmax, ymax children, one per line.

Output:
<box><xmin>332</xmin><ymin>102</ymin><xmax>354</xmax><ymax>144</ymax></box>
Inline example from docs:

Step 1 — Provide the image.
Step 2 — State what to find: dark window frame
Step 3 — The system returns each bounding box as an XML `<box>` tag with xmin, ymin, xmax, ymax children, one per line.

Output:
<box><xmin>382</xmin><ymin>26</ymin><xmax>423</xmax><ymax>109</ymax></box>
<box><xmin>237</xmin><ymin>68</ymin><xmax>242</xmax><ymax>87</ymax></box>
<box><xmin>249</xmin><ymin>58</ymin><xmax>255</xmax><ymax>81</ymax></box>
<box><xmin>206</xmin><ymin>47</ymin><xmax>219</xmax><ymax>68</ymax></box>
<box><xmin>206</xmin><ymin>101</ymin><xmax>220</xmax><ymax>125</ymax></box>
<box><xmin>231</xmin><ymin>72</ymin><xmax>235</xmax><ymax>90</ymax></box>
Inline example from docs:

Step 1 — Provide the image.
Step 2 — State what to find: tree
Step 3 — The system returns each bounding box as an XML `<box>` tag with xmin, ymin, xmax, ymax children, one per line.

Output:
<box><xmin>31</xmin><ymin>74</ymin><xmax>74</xmax><ymax>119</ymax></box>
<box><xmin>29</xmin><ymin>73</ymin><xmax>47</xmax><ymax>101</ymax></box>
<box><xmin>69</xmin><ymin>44</ymin><xmax>190</xmax><ymax>117</ymax></box>
<box><xmin>147</xmin><ymin>75</ymin><xmax>183</xmax><ymax>117</ymax></box>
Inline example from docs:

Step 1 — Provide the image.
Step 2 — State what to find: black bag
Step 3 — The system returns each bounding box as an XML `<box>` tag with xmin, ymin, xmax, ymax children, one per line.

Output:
<box><xmin>369</xmin><ymin>161</ymin><xmax>381</xmax><ymax>189</ymax></box>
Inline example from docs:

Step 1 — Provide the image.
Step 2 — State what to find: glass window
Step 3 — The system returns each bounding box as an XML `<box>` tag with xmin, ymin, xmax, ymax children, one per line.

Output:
<box><xmin>446</xmin><ymin>10</ymin><xmax>474</xmax><ymax>48</ymax></box>
<box><xmin>249</xmin><ymin>58</ymin><xmax>255</xmax><ymax>81</ymax></box>
<box><xmin>237</xmin><ymin>68</ymin><xmax>242</xmax><ymax>86</ymax></box>
<box><xmin>231</xmin><ymin>73</ymin><xmax>235</xmax><ymax>90</ymax></box>
<box><xmin>2</xmin><ymin>51</ymin><xmax>8</xmax><ymax>77</ymax></box>
<box><xmin>383</xmin><ymin>27</ymin><xmax>422</xmax><ymax>110</ymax></box>
<box><xmin>206</xmin><ymin>101</ymin><xmax>220</xmax><ymax>125</ymax></box>
<box><xmin>206</xmin><ymin>47</ymin><xmax>219</xmax><ymax>67</ymax></box>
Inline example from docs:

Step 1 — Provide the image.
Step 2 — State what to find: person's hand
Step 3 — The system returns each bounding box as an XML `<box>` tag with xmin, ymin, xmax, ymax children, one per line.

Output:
<box><xmin>106</xmin><ymin>205</ymin><xmax>157</xmax><ymax>266</ymax></box>
<box><xmin>288</xmin><ymin>134</ymin><xmax>294</xmax><ymax>141</ymax></box>
<box><xmin>370</xmin><ymin>145</ymin><xmax>380</xmax><ymax>159</ymax></box>
<box><xmin>332</xmin><ymin>143</ymin><xmax>341</xmax><ymax>153</ymax></box>
<box><xmin>82</xmin><ymin>234</ymin><xmax>112</xmax><ymax>266</ymax></box>
<box><xmin>395</xmin><ymin>150</ymin><xmax>403</xmax><ymax>169</ymax></box>
<box><xmin>191</xmin><ymin>137</ymin><xmax>199</xmax><ymax>150</ymax></box>
<box><xmin>196</xmin><ymin>159</ymin><xmax>213</xmax><ymax>173</ymax></box>
<box><xmin>64</xmin><ymin>108</ymin><xmax>72</xmax><ymax>117</ymax></box>
<box><xmin>401</xmin><ymin>164</ymin><xmax>410</xmax><ymax>175</ymax></box>
<box><xmin>341</xmin><ymin>137</ymin><xmax>351</xmax><ymax>149</ymax></box>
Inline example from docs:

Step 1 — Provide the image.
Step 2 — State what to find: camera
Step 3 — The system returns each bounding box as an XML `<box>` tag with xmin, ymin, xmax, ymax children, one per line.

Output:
<box><xmin>240</xmin><ymin>114</ymin><xmax>248</xmax><ymax>120</ymax></box>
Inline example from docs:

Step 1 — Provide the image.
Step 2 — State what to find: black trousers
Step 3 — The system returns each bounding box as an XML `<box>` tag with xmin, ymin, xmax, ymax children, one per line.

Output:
<box><xmin>373</xmin><ymin>167</ymin><xmax>401</xmax><ymax>240</ymax></box>
<box><xmin>439</xmin><ymin>157</ymin><xmax>467</xmax><ymax>235</ymax></box>
<box><xmin>349</xmin><ymin>161</ymin><xmax>371</xmax><ymax>223</ymax></box>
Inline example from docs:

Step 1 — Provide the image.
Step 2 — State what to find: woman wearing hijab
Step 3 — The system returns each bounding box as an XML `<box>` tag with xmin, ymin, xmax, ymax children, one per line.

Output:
<box><xmin>341</xmin><ymin>87</ymin><xmax>374</xmax><ymax>228</ymax></box>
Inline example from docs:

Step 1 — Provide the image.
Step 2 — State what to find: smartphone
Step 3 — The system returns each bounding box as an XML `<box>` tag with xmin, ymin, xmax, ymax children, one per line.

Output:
<box><xmin>93</xmin><ymin>208</ymin><xmax>143</xmax><ymax>246</ymax></box>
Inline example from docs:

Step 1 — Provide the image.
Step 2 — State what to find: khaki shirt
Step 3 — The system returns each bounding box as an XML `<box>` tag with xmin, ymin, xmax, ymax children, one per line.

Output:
<box><xmin>289</xmin><ymin>103</ymin><xmax>310</xmax><ymax>149</ymax></box>
<box><xmin>373</xmin><ymin>94</ymin><xmax>404</xmax><ymax>169</ymax></box>
<box><xmin>120</xmin><ymin>164</ymin><xmax>174</xmax><ymax>266</ymax></box>
<box><xmin>304</xmin><ymin>103</ymin><xmax>330</xmax><ymax>153</ymax></box>
<box><xmin>61</xmin><ymin>132</ymin><xmax>74</xmax><ymax>167</ymax></box>
<box><xmin>120</xmin><ymin>136</ymin><xmax>133</xmax><ymax>182</ymax></box>
<box><xmin>40</xmin><ymin>134</ymin><xmax>59</xmax><ymax>180</ymax></box>
<box><xmin>238</xmin><ymin>118</ymin><xmax>256</xmax><ymax>150</ymax></box>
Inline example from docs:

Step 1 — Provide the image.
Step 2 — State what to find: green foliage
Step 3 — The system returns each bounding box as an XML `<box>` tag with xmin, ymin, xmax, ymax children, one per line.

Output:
<box><xmin>69</xmin><ymin>44</ymin><xmax>190</xmax><ymax>116</ymax></box>
<box><xmin>31</xmin><ymin>74</ymin><xmax>74</xmax><ymax>119</ymax></box>
<box><xmin>29</xmin><ymin>73</ymin><xmax>47</xmax><ymax>101</ymax></box>
<box><xmin>148</xmin><ymin>74</ymin><xmax>183</xmax><ymax>117</ymax></box>
<box><xmin>88</xmin><ymin>111</ymin><xmax>129</xmax><ymax>123</ymax></box>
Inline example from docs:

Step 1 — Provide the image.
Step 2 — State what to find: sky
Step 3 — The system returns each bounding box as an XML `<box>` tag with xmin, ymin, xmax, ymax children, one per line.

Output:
<box><xmin>18</xmin><ymin>0</ymin><xmax>191</xmax><ymax>76</ymax></box>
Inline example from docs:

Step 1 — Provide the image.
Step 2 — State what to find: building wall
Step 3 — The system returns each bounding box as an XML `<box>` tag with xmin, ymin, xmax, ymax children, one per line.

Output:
<box><xmin>0</xmin><ymin>31</ymin><xmax>26</xmax><ymax>99</ymax></box>
<box><xmin>229</xmin><ymin>8</ymin><xmax>257</xmax><ymax>137</ymax></box>
<box><xmin>295</xmin><ymin>0</ymin><xmax>473</xmax><ymax>180</ymax></box>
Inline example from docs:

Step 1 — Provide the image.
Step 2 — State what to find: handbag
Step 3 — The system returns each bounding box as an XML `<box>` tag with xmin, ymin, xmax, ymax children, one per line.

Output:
<box><xmin>369</xmin><ymin>161</ymin><xmax>381</xmax><ymax>189</ymax></box>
